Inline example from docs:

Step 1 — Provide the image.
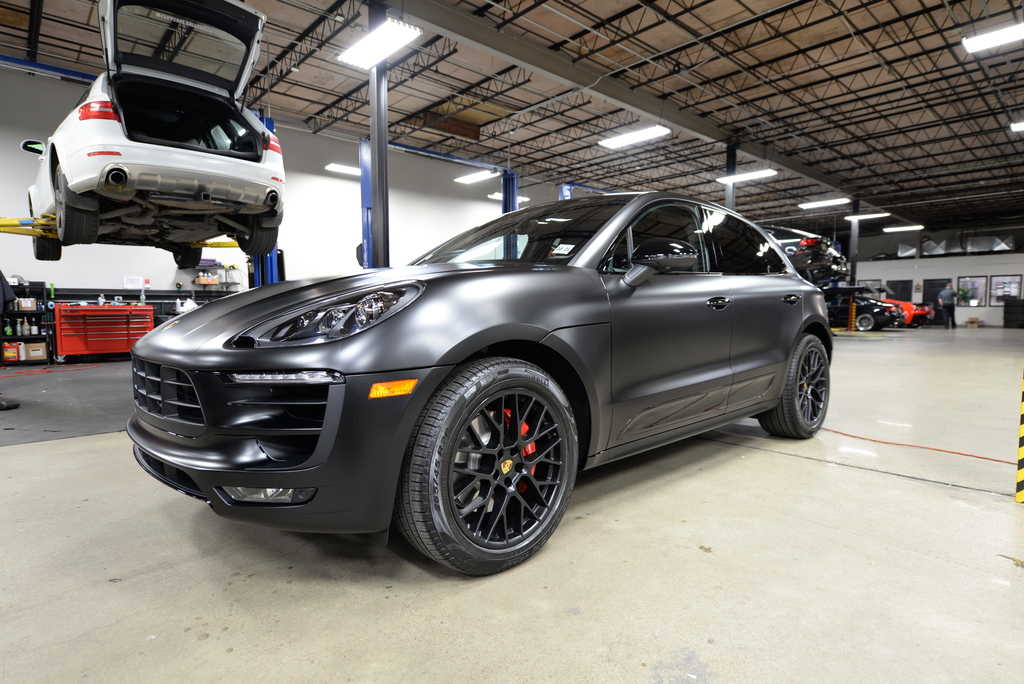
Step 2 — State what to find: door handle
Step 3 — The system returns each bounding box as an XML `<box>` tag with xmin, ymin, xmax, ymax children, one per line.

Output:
<box><xmin>782</xmin><ymin>294</ymin><xmax>802</xmax><ymax>305</ymax></box>
<box><xmin>706</xmin><ymin>296</ymin><xmax>732</xmax><ymax>310</ymax></box>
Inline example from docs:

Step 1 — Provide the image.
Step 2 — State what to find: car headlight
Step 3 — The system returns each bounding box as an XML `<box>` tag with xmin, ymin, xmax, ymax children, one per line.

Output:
<box><xmin>234</xmin><ymin>282</ymin><xmax>423</xmax><ymax>348</ymax></box>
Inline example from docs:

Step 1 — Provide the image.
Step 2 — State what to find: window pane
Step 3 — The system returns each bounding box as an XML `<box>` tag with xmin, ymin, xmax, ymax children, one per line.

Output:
<box><xmin>117</xmin><ymin>5</ymin><xmax>247</xmax><ymax>84</ymax></box>
<box><xmin>704</xmin><ymin>211</ymin><xmax>787</xmax><ymax>275</ymax></box>
<box><xmin>628</xmin><ymin>204</ymin><xmax>709</xmax><ymax>273</ymax></box>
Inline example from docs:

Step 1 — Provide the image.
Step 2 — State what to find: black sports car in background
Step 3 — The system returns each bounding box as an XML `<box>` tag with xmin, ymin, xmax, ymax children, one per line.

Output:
<box><xmin>128</xmin><ymin>192</ymin><xmax>833</xmax><ymax>575</ymax></box>
<box><xmin>766</xmin><ymin>227</ymin><xmax>849</xmax><ymax>288</ymax></box>
<box><xmin>826</xmin><ymin>293</ymin><xmax>903</xmax><ymax>331</ymax></box>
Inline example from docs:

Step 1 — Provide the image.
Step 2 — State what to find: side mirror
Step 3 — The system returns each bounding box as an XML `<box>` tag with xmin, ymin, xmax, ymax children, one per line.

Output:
<box><xmin>21</xmin><ymin>140</ymin><xmax>44</xmax><ymax>155</ymax></box>
<box><xmin>623</xmin><ymin>238</ymin><xmax>699</xmax><ymax>287</ymax></box>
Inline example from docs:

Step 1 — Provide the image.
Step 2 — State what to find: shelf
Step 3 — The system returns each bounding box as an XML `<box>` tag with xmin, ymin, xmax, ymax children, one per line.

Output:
<box><xmin>2</xmin><ymin>335</ymin><xmax>47</xmax><ymax>340</ymax></box>
<box><xmin>3</xmin><ymin>310</ymin><xmax>47</xmax><ymax>315</ymax></box>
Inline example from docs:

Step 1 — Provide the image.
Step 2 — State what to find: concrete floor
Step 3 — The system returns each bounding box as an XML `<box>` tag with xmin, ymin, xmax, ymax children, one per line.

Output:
<box><xmin>2</xmin><ymin>328</ymin><xmax>1023</xmax><ymax>683</ymax></box>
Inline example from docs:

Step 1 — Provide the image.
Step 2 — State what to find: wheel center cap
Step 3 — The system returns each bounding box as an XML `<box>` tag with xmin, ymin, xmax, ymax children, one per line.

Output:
<box><xmin>500</xmin><ymin>459</ymin><xmax>514</xmax><ymax>475</ymax></box>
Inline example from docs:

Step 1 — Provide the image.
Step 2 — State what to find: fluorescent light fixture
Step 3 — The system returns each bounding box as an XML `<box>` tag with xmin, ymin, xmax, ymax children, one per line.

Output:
<box><xmin>798</xmin><ymin>197</ymin><xmax>850</xmax><ymax>209</ymax></box>
<box><xmin>487</xmin><ymin>192</ymin><xmax>529</xmax><ymax>202</ymax></box>
<box><xmin>962</xmin><ymin>23</ymin><xmax>1024</xmax><ymax>53</ymax></box>
<box><xmin>454</xmin><ymin>169</ymin><xmax>500</xmax><ymax>184</ymax></box>
<box><xmin>598</xmin><ymin>125</ymin><xmax>670</xmax><ymax>149</ymax></box>
<box><xmin>1011</xmin><ymin>122</ymin><xmax>1024</xmax><ymax>132</ymax></box>
<box><xmin>716</xmin><ymin>169</ymin><xmax>777</xmax><ymax>184</ymax></box>
<box><xmin>338</xmin><ymin>18</ymin><xmax>422</xmax><ymax>69</ymax></box>
<box><xmin>882</xmin><ymin>225</ymin><xmax>924</xmax><ymax>233</ymax></box>
<box><xmin>844</xmin><ymin>212</ymin><xmax>890</xmax><ymax>221</ymax></box>
<box><xmin>325</xmin><ymin>163</ymin><xmax>360</xmax><ymax>176</ymax></box>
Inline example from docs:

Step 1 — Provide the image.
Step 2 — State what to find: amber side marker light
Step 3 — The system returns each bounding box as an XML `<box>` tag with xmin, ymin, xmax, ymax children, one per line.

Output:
<box><xmin>368</xmin><ymin>379</ymin><xmax>418</xmax><ymax>398</ymax></box>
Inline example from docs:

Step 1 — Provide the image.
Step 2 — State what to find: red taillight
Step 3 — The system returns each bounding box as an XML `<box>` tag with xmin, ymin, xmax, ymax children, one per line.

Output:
<box><xmin>798</xmin><ymin>238</ymin><xmax>820</xmax><ymax>247</ymax></box>
<box><xmin>78</xmin><ymin>101</ymin><xmax>120</xmax><ymax>122</ymax></box>
<box><xmin>264</xmin><ymin>134</ymin><xmax>282</xmax><ymax>154</ymax></box>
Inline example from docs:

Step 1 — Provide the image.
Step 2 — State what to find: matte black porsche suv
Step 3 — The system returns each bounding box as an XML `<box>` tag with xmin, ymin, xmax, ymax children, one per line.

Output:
<box><xmin>129</xmin><ymin>192</ymin><xmax>832</xmax><ymax>575</ymax></box>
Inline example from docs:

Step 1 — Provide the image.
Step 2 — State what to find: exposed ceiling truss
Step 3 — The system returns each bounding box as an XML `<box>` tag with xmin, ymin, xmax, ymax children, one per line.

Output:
<box><xmin>1</xmin><ymin>0</ymin><xmax>1023</xmax><ymax>235</ymax></box>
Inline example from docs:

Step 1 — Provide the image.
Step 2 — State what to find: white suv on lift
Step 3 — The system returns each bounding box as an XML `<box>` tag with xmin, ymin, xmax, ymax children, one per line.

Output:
<box><xmin>21</xmin><ymin>0</ymin><xmax>284</xmax><ymax>268</ymax></box>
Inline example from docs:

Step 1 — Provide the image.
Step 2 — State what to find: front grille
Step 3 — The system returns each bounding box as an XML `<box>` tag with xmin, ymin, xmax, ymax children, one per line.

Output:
<box><xmin>132</xmin><ymin>358</ymin><xmax>205</xmax><ymax>426</ymax></box>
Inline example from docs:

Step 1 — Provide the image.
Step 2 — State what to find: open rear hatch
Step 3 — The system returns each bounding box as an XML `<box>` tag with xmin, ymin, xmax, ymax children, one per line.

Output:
<box><xmin>99</xmin><ymin>0</ymin><xmax>264</xmax><ymax>101</ymax></box>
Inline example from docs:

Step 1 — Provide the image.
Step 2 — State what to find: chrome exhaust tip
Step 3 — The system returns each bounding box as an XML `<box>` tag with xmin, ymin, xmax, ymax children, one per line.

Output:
<box><xmin>105</xmin><ymin>167</ymin><xmax>127</xmax><ymax>186</ymax></box>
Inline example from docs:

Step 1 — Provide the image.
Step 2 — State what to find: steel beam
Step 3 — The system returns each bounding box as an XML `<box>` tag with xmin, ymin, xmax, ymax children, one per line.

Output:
<box><xmin>26</xmin><ymin>0</ymin><xmax>43</xmax><ymax>63</ymax></box>
<box><xmin>368</xmin><ymin>2</ymin><xmax>390</xmax><ymax>269</ymax></box>
<box><xmin>389</xmin><ymin>0</ymin><xmax>926</xmax><ymax>226</ymax></box>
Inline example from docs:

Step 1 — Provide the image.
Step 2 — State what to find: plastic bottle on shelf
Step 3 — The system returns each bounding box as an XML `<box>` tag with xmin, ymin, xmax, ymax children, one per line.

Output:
<box><xmin>17</xmin><ymin>341</ymin><xmax>26</xmax><ymax>360</ymax></box>
<box><xmin>15</xmin><ymin>319</ymin><xmax>22</xmax><ymax>336</ymax></box>
<box><xmin>3</xmin><ymin>322</ymin><xmax>11</xmax><ymax>336</ymax></box>
<box><xmin>98</xmin><ymin>293</ymin><xmax>105</xmax><ymax>306</ymax></box>
<box><xmin>30</xmin><ymin>321</ymin><xmax>39</xmax><ymax>335</ymax></box>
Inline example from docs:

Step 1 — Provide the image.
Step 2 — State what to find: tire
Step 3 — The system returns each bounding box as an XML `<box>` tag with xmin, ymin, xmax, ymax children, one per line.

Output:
<box><xmin>394</xmin><ymin>357</ymin><xmax>578</xmax><ymax>576</ymax></box>
<box><xmin>33</xmin><ymin>236</ymin><xmax>62</xmax><ymax>261</ymax></box>
<box><xmin>237</xmin><ymin>214</ymin><xmax>279</xmax><ymax>256</ymax></box>
<box><xmin>173</xmin><ymin>245</ymin><xmax>203</xmax><ymax>269</ymax></box>
<box><xmin>757</xmin><ymin>334</ymin><xmax>830</xmax><ymax>439</ymax></box>
<box><xmin>855</xmin><ymin>313</ymin><xmax>876</xmax><ymax>332</ymax></box>
<box><xmin>54</xmin><ymin>164</ymin><xmax>99</xmax><ymax>245</ymax></box>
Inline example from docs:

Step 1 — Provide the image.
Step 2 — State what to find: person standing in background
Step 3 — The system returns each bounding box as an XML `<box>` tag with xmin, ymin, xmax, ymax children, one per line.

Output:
<box><xmin>937</xmin><ymin>282</ymin><xmax>957</xmax><ymax>329</ymax></box>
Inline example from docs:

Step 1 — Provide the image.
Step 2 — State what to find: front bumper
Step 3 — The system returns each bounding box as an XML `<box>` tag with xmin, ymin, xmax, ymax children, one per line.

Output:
<box><xmin>128</xmin><ymin>360</ymin><xmax>453</xmax><ymax>534</ymax></box>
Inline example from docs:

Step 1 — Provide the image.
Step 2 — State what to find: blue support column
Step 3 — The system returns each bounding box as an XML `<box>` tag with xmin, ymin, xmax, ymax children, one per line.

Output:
<box><xmin>558</xmin><ymin>184</ymin><xmax>573</xmax><ymax>200</ymax></box>
<box><xmin>252</xmin><ymin>249</ymin><xmax>279</xmax><ymax>287</ymax></box>
<box><xmin>359</xmin><ymin>138</ymin><xmax>373</xmax><ymax>269</ymax></box>
<box><xmin>501</xmin><ymin>171</ymin><xmax>519</xmax><ymax>214</ymax></box>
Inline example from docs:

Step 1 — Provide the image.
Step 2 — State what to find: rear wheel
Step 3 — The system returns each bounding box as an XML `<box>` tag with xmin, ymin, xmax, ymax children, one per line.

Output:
<box><xmin>54</xmin><ymin>164</ymin><xmax>99</xmax><ymax>245</ymax></box>
<box><xmin>173</xmin><ymin>245</ymin><xmax>203</xmax><ymax>270</ymax></box>
<box><xmin>237</xmin><ymin>214</ymin><xmax>279</xmax><ymax>256</ymax></box>
<box><xmin>757</xmin><ymin>334</ymin><xmax>830</xmax><ymax>439</ymax></box>
<box><xmin>394</xmin><ymin>357</ymin><xmax>578</xmax><ymax>576</ymax></box>
<box><xmin>33</xmin><ymin>236</ymin><xmax>62</xmax><ymax>261</ymax></box>
<box><xmin>854</xmin><ymin>313</ymin><xmax>876</xmax><ymax>332</ymax></box>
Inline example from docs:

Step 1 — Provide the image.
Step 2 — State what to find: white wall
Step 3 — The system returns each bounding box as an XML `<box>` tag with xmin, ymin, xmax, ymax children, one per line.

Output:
<box><xmin>0</xmin><ymin>66</ymin><xmax>554</xmax><ymax>290</ymax></box>
<box><xmin>857</xmin><ymin>253</ymin><xmax>1024</xmax><ymax>326</ymax></box>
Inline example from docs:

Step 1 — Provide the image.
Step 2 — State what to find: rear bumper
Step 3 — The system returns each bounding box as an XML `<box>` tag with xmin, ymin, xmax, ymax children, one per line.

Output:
<box><xmin>127</xmin><ymin>363</ymin><xmax>454</xmax><ymax>534</ymax></box>
<box><xmin>66</xmin><ymin>143</ymin><xmax>284</xmax><ymax>212</ymax></box>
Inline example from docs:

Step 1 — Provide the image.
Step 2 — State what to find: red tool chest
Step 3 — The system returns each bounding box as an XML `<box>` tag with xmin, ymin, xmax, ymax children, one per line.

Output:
<box><xmin>54</xmin><ymin>304</ymin><xmax>154</xmax><ymax>357</ymax></box>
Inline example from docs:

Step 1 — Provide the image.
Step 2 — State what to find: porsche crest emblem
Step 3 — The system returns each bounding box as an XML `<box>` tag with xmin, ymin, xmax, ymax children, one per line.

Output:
<box><xmin>500</xmin><ymin>459</ymin><xmax>514</xmax><ymax>475</ymax></box>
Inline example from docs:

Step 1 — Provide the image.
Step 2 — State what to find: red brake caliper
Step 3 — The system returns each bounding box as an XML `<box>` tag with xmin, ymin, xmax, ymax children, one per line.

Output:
<box><xmin>503</xmin><ymin>408</ymin><xmax>537</xmax><ymax>493</ymax></box>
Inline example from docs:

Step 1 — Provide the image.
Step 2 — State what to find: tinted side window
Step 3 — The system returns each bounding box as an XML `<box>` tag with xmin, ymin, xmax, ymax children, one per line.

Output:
<box><xmin>703</xmin><ymin>210</ymin><xmax>788</xmax><ymax>275</ymax></box>
<box><xmin>600</xmin><ymin>204</ymin><xmax>709</xmax><ymax>274</ymax></box>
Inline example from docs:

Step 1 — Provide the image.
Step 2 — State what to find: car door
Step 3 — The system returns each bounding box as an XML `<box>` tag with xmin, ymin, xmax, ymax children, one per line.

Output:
<box><xmin>701</xmin><ymin>208</ymin><xmax>807</xmax><ymax>413</ymax></box>
<box><xmin>601</xmin><ymin>202</ymin><xmax>734</xmax><ymax>448</ymax></box>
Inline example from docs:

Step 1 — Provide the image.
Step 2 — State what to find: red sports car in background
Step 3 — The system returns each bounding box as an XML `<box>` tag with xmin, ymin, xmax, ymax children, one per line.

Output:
<box><xmin>882</xmin><ymin>299</ymin><xmax>935</xmax><ymax>327</ymax></box>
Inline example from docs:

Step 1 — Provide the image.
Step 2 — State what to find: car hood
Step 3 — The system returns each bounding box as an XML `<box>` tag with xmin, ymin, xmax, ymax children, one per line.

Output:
<box><xmin>133</xmin><ymin>263</ymin><xmax>610</xmax><ymax>373</ymax></box>
<box><xmin>99</xmin><ymin>0</ymin><xmax>264</xmax><ymax>100</ymax></box>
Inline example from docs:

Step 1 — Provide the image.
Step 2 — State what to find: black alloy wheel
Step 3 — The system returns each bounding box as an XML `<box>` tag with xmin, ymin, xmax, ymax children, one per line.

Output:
<box><xmin>395</xmin><ymin>357</ymin><xmax>577</xmax><ymax>575</ymax></box>
<box><xmin>54</xmin><ymin>164</ymin><xmax>99</xmax><ymax>246</ymax></box>
<box><xmin>757</xmin><ymin>334</ymin><xmax>830</xmax><ymax>439</ymax></box>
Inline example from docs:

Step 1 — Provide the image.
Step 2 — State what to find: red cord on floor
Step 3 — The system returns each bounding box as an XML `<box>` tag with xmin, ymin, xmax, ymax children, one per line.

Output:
<box><xmin>822</xmin><ymin>427</ymin><xmax>1016</xmax><ymax>465</ymax></box>
<box><xmin>0</xmin><ymin>364</ymin><xmax>103</xmax><ymax>378</ymax></box>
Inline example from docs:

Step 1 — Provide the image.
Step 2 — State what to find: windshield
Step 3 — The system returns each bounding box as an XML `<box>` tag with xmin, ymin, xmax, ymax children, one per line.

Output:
<box><xmin>414</xmin><ymin>196</ymin><xmax>633</xmax><ymax>266</ymax></box>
